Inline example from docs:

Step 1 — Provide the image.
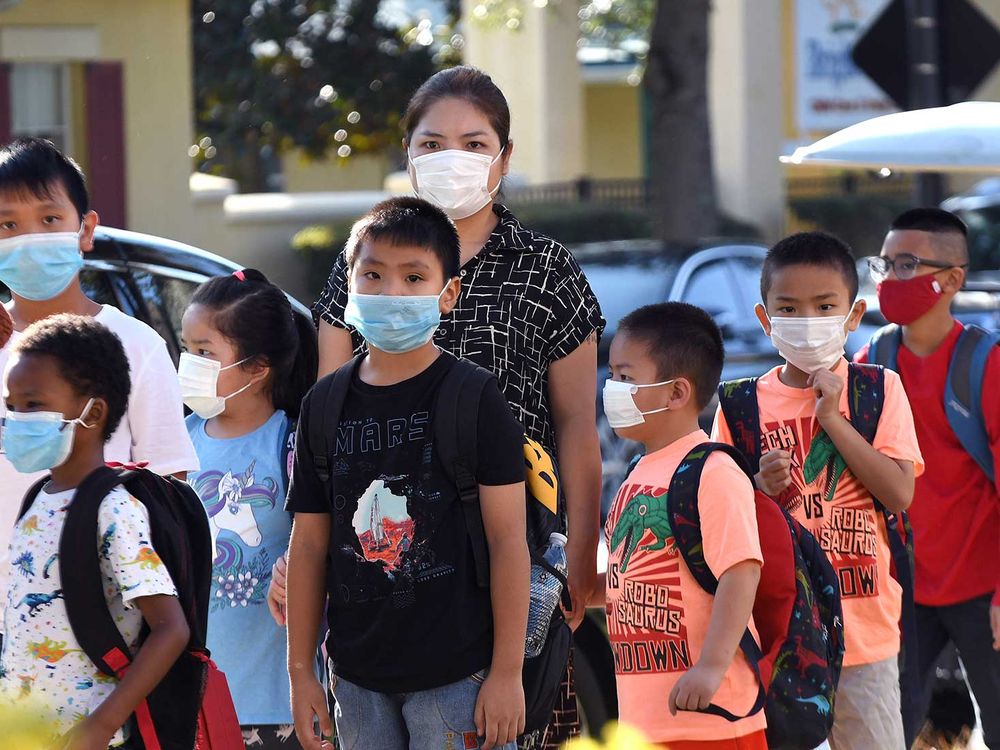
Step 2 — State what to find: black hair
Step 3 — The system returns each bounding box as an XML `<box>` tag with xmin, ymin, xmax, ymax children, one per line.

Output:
<box><xmin>345</xmin><ymin>197</ymin><xmax>461</xmax><ymax>280</ymax></box>
<box><xmin>891</xmin><ymin>207</ymin><xmax>968</xmax><ymax>236</ymax></box>
<box><xmin>618</xmin><ymin>302</ymin><xmax>724</xmax><ymax>411</ymax></box>
<box><xmin>761</xmin><ymin>231</ymin><xmax>859</xmax><ymax>302</ymax></box>
<box><xmin>403</xmin><ymin>66</ymin><xmax>511</xmax><ymax>152</ymax></box>
<box><xmin>14</xmin><ymin>313</ymin><xmax>130</xmax><ymax>440</ymax></box>
<box><xmin>190</xmin><ymin>269</ymin><xmax>318</xmax><ymax>419</ymax></box>
<box><xmin>0</xmin><ymin>137</ymin><xmax>90</xmax><ymax>220</ymax></box>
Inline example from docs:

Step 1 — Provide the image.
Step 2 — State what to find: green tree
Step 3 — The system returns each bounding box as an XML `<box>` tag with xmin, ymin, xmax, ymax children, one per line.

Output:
<box><xmin>192</xmin><ymin>0</ymin><xmax>460</xmax><ymax>191</ymax></box>
<box><xmin>476</xmin><ymin>0</ymin><xmax>718</xmax><ymax>244</ymax></box>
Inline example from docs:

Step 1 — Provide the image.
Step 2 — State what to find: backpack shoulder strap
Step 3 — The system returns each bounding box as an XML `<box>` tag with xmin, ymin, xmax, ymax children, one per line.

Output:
<box><xmin>666</xmin><ymin>441</ymin><xmax>765</xmax><ymax>721</ymax></box>
<box><xmin>309</xmin><ymin>354</ymin><xmax>364</xmax><ymax>487</ymax></box>
<box><xmin>945</xmin><ymin>324</ymin><xmax>998</xmax><ymax>482</ymax></box>
<box><xmin>847</xmin><ymin>362</ymin><xmax>885</xmax><ymax>446</ymax></box>
<box><xmin>717</xmin><ymin>378</ymin><xmax>762</xmax><ymax>470</ymax></box>
<box><xmin>869</xmin><ymin>324</ymin><xmax>902</xmax><ymax>371</ymax></box>
<box><xmin>17</xmin><ymin>476</ymin><xmax>51</xmax><ymax>521</ymax></box>
<box><xmin>59</xmin><ymin>466</ymin><xmax>134</xmax><ymax>677</ymax></box>
<box><xmin>434</xmin><ymin>356</ymin><xmax>495</xmax><ymax>589</ymax></box>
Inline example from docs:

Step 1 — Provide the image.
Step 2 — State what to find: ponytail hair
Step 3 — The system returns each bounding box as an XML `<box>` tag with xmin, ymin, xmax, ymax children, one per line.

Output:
<box><xmin>190</xmin><ymin>269</ymin><xmax>318</xmax><ymax>419</ymax></box>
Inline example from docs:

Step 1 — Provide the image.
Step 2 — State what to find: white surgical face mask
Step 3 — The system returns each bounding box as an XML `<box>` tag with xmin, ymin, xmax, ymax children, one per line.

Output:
<box><xmin>602</xmin><ymin>378</ymin><xmax>675</xmax><ymax>430</ymax></box>
<box><xmin>767</xmin><ymin>315</ymin><xmax>850</xmax><ymax>373</ymax></box>
<box><xmin>178</xmin><ymin>352</ymin><xmax>256</xmax><ymax>420</ymax></box>
<box><xmin>409</xmin><ymin>149</ymin><xmax>503</xmax><ymax>220</ymax></box>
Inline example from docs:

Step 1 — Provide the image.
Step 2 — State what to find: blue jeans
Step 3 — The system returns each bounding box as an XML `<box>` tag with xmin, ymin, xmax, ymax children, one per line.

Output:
<box><xmin>331</xmin><ymin>670</ymin><xmax>517</xmax><ymax>750</ymax></box>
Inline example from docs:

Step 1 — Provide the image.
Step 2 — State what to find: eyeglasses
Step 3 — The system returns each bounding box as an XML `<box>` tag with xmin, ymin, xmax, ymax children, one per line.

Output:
<box><xmin>865</xmin><ymin>254</ymin><xmax>964</xmax><ymax>282</ymax></box>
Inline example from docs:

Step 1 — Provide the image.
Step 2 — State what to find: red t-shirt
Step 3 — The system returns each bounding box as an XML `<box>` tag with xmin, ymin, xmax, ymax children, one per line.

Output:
<box><xmin>855</xmin><ymin>322</ymin><xmax>1000</xmax><ymax>607</ymax></box>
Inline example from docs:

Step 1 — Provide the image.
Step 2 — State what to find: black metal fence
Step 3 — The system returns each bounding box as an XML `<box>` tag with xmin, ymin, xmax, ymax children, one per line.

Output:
<box><xmin>505</xmin><ymin>177</ymin><xmax>651</xmax><ymax>210</ymax></box>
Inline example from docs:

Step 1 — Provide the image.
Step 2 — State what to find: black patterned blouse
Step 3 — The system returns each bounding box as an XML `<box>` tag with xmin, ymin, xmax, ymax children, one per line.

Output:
<box><xmin>312</xmin><ymin>204</ymin><xmax>606</xmax><ymax>456</ymax></box>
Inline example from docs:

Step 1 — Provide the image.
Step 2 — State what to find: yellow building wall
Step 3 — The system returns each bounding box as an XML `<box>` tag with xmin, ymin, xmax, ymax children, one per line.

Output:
<box><xmin>282</xmin><ymin>150</ymin><xmax>393</xmax><ymax>193</ymax></box>
<box><xmin>583</xmin><ymin>83</ymin><xmax>643</xmax><ymax>180</ymax></box>
<box><xmin>0</xmin><ymin>0</ymin><xmax>194</xmax><ymax>238</ymax></box>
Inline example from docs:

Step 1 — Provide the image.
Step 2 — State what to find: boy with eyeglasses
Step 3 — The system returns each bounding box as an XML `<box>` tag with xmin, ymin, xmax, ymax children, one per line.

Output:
<box><xmin>855</xmin><ymin>207</ymin><xmax>1000</xmax><ymax>748</ymax></box>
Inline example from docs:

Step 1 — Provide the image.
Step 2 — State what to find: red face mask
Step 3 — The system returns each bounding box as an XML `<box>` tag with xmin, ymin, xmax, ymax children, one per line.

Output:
<box><xmin>876</xmin><ymin>274</ymin><xmax>944</xmax><ymax>325</ymax></box>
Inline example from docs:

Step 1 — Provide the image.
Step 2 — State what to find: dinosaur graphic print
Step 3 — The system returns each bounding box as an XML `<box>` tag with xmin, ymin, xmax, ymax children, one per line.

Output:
<box><xmin>603</xmin><ymin>432</ymin><xmax>768</xmax><ymax>742</ymax></box>
<box><xmin>0</xmin><ymin>485</ymin><xmax>176</xmax><ymax>743</ymax></box>
<box><xmin>606</xmin><ymin>480</ymin><xmax>690</xmax><ymax>676</ymax></box>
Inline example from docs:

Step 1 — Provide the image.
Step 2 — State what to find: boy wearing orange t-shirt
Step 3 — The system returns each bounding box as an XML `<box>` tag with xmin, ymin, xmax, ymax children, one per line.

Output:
<box><xmin>712</xmin><ymin>232</ymin><xmax>924</xmax><ymax>750</ymax></box>
<box><xmin>603</xmin><ymin>302</ymin><xmax>766</xmax><ymax>750</ymax></box>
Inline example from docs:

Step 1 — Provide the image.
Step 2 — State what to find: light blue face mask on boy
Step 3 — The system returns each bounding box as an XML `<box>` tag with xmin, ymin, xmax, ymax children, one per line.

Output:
<box><xmin>344</xmin><ymin>289</ymin><xmax>447</xmax><ymax>353</ymax></box>
<box><xmin>2</xmin><ymin>398</ymin><xmax>96</xmax><ymax>473</ymax></box>
<box><xmin>0</xmin><ymin>231</ymin><xmax>84</xmax><ymax>301</ymax></box>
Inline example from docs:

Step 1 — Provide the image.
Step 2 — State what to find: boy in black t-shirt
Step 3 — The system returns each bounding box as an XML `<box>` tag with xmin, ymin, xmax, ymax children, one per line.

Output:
<box><xmin>286</xmin><ymin>198</ymin><xmax>529</xmax><ymax>750</ymax></box>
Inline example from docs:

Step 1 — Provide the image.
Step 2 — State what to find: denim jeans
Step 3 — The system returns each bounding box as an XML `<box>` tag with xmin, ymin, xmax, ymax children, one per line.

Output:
<box><xmin>331</xmin><ymin>670</ymin><xmax>517</xmax><ymax>750</ymax></box>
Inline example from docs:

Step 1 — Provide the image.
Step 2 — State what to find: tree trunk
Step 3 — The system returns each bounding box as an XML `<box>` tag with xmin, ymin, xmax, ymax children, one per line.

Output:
<box><xmin>644</xmin><ymin>0</ymin><xmax>719</xmax><ymax>246</ymax></box>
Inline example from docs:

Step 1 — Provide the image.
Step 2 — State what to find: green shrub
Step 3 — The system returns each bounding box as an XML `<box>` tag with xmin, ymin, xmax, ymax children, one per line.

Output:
<box><xmin>290</xmin><ymin>202</ymin><xmax>764</xmax><ymax>297</ymax></box>
<box><xmin>291</xmin><ymin>218</ymin><xmax>357</xmax><ymax>298</ymax></box>
<box><xmin>789</xmin><ymin>195</ymin><xmax>911</xmax><ymax>257</ymax></box>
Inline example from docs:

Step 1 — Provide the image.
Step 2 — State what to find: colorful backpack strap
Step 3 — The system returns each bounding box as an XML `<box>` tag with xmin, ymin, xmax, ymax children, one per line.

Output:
<box><xmin>945</xmin><ymin>324</ymin><xmax>998</xmax><ymax>482</ymax></box>
<box><xmin>868</xmin><ymin>324</ymin><xmax>902</xmax><ymax>371</ymax></box>
<box><xmin>667</xmin><ymin>442</ymin><xmax>766</xmax><ymax>722</ymax></box>
<box><xmin>717</xmin><ymin>378</ymin><xmax>762</xmax><ymax>471</ymax></box>
<box><xmin>846</xmin><ymin>362</ymin><xmax>920</xmax><ymax>726</ymax></box>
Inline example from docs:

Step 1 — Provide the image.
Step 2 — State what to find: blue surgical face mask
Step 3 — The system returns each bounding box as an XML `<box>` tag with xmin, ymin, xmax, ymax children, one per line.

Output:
<box><xmin>2</xmin><ymin>398</ymin><xmax>96</xmax><ymax>473</ymax></box>
<box><xmin>344</xmin><ymin>288</ymin><xmax>447</xmax><ymax>354</ymax></box>
<box><xmin>0</xmin><ymin>231</ymin><xmax>85</xmax><ymax>301</ymax></box>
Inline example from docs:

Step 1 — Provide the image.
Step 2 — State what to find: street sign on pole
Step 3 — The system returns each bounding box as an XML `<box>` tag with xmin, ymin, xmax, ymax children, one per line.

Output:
<box><xmin>852</xmin><ymin>0</ymin><xmax>1000</xmax><ymax>111</ymax></box>
<box><xmin>853</xmin><ymin>0</ymin><xmax>1000</xmax><ymax>204</ymax></box>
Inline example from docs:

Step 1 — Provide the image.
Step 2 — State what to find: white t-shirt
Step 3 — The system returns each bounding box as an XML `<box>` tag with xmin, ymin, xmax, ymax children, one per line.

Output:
<box><xmin>0</xmin><ymin>305</ymin><xmax>199</xmax><ymax>598</ymax></box>
<box><xmin>0</xmin><ymin>485</ymin><xmax>177</xmax><ymax>746</ymax></box>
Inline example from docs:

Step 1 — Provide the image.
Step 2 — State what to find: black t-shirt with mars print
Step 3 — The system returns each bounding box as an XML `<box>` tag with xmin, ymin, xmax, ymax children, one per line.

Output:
<box><xmin>286</xmin><ymin>352</ymin><xmax>525</xmax><ymax>692</ymax></box>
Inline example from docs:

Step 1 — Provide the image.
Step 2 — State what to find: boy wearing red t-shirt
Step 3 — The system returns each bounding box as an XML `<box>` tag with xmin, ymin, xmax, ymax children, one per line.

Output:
<box><xmin>855</xmin><ymin>208</ymin><xmax>1000</xmax><ymax>748</ymax></box>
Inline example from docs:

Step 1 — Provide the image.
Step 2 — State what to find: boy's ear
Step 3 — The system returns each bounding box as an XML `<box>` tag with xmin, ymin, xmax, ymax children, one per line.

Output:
<box><xmin>79</xmin><ymin>211</ymin><xmax>99</xmax><ymax>254</ymax></box>
<box><xmin>846</xmin><ymin>298</ymin><xmax>867</xmax><ymax>332</ymax></box>
<box><xmin>754</xmin><ymin>303</ymin><xmax>771</xmax><ymax>336</ymax></box>
<box><xmin>666</xmin><ymin>377</ymin><xmax>694</xmax><ymax>412</ymax></box>
<box><xmin>83</xmin><ymin>396</ymin><xmax>107</xmax><ymax>431</ymax></box>
<box><xmin>940</xmin><ymin>265</ymin><xmax>966</xmax><ymax>295</ymax></box>
<box><xmin>440</xmin><ymin>276</ymin><xmax>461</xmax><ymax>315</ymax></box>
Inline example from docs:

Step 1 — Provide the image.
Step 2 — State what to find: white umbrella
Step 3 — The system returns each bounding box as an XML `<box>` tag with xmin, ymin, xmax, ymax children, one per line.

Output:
<box><xmin>780</xmin><ymin>101</ymin><xmax>1000</xmax><ymax>172</ymax></box>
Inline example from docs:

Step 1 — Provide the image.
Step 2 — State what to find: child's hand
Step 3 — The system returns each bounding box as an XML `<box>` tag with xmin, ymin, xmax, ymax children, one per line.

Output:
<box><xmin>267</xmin><ymin>552</ymin><xmax>288</xmax><ymax>626</ymax></box>
<box><xmin>668</xmin><ymin>662</ymin><xmax>726</xmax><ymax>715</ymax></box>
<box><xmin>474</xmin><ymin>669</ymin><xmax>525</xmax><ymax>749</ymax></box>
<box><xmin>291</xmin><ymin>675</ymin><xmax>334</xmax><ymax>750</ymax></box>
<box><xmin>61</xmin><ymin>717</ymin><xmax>115</xmax><ymax>750</ymax></box>
<box><xmin>808</xmin><ymin>368</ymin><xmax>844</xmax><ymax>423</ymax></box>
<box><xmin>756</xmin><ymin>449</ymin><xmax>792</xmax><ymax>496</ymax></box>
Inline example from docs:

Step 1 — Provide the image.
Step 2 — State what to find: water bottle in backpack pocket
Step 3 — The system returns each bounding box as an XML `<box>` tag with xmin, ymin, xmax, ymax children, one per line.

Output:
<box><xmin>525</xmin><ymin>533</ymin><xmax>568</xmax><ymax>658</ymax></box>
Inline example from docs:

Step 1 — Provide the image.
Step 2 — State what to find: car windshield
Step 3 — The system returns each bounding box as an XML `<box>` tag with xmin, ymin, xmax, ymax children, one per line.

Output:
<box><xmin>580</xmin><ymin>261</ymin><xmax>673</xmax><ymax>334</ymax></box>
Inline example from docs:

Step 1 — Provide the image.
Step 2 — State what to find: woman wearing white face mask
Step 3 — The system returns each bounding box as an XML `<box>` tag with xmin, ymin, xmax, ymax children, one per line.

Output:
<box><xmin>310</xmin><ymin>66</ymin><xmax>605</xmax><ymax>749</ymax></box>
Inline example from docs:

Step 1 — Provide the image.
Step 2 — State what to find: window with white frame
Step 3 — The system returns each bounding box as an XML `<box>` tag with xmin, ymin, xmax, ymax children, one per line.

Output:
<box><xmin>10</xmin><ymin>63</ymin><xmax>71</xmax><ymax>150</ymax></box>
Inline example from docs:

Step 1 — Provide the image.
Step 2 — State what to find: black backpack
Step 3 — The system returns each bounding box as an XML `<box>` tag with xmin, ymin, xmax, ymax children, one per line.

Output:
<box><xmin>19</xmin><ymin>466</ymin><xmax>241</xmax><ymax>750</ymax></box>
<box><xmin>718</xmin><ymin>363</ymin><xmax>919</xmax><ymax>733</ymax></box>
<box><xmin>308</xmin><ymin>353</ymin><xmax>572</xmax><ymax>733</ymax></box>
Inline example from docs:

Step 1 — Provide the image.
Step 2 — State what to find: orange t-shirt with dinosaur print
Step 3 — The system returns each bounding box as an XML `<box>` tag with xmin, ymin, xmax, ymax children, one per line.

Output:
<box><xmin>712</xmin><ymin>360</ymin><xmax>924</xmax><ymax>667</ymax></box>
<box><xmin>605</xmin><ymin>429</ymin><xmax>765</xmax><ymax>744</ymax></box>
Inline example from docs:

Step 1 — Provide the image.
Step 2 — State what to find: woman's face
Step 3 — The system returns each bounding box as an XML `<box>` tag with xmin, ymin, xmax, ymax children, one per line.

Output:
<box><xmin>406</xmin><ymin>97</ymin><xmax>512</xmax><ymax>188</ymax></box>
